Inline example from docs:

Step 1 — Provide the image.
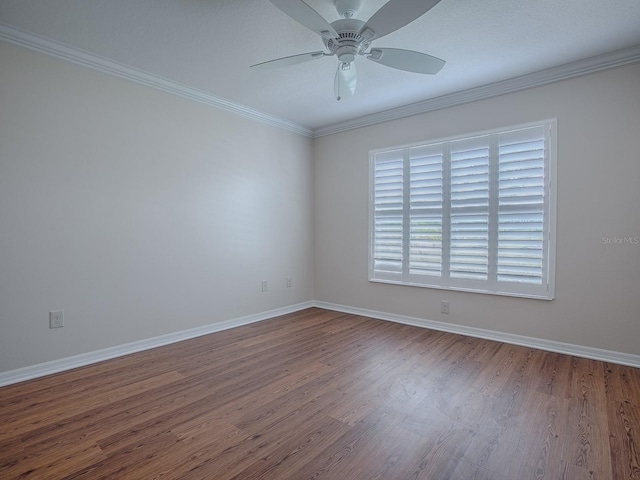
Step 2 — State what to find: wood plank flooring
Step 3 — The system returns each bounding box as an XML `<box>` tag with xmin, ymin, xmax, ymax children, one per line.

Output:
<box><xmin>1</xmin><ymin>307</ymin><xmax>639</xmax><ymax>479</ymax></box>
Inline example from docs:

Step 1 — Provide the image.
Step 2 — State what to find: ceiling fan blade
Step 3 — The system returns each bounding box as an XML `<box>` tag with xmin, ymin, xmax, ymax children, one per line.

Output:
<box><xmin>269</xmin><ymin>0</ymin><xmax>338</xmax><ymax>38</ymax></box>
<box><xmin>367</xmin><ymin>48</ymin><xmax>445</xmax><ymax>74</ymax></box>
<box><xmin>359</xmin><ymin>0</ymin><xmax>441</xmax><ymax>41</ymax></box>
<box><xmin>251</xmin><ymin>51</ymin><xmax>328</xmax><ymax>69</ymax></box>
<box><xmin>334</xmin><ymin>62</ymin><xmax>357</xmax><ymax>101</ymax></box>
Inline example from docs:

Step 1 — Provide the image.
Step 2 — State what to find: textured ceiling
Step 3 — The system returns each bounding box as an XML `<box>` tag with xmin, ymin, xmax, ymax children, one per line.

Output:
<box><xmin>1</xmin><ymin>0</ymin><xmax>640</xmax><ymax>132</ymax></box>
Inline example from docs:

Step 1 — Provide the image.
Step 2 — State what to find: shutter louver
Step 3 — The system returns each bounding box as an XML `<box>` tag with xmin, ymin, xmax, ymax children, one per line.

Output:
<box><xmin>450</xmin><ymin>138</ymin><xmax>490</xmax><ymax>280</ymax></box>
<box><xmin>498</xmin><ymin>127</ymin><xmax>546</xmax><ymax>285</ymax></box>
<box><xmin>409</xmin><ymin>145</ymin><xmax>443</xmax><ymax>276</ymax></box>
<box><xmin>373</xmin><ymin>151</ymin><xmax>404</xmax><ymax>275</ymax></box>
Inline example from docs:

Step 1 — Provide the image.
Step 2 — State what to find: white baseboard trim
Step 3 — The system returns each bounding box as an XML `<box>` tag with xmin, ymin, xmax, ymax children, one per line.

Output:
<box><xmin>3</xmin><ymin>299</ymin><xmax>637</xmax><ymax>387</ymax></box>
<box><xmin>0</xmin><ymin>301</ymin><xmax>314</xmax><ymax>387</ymax></box>
<box><xmin>313</xmin><ymin>301</ymin><xmax>640</xmax><ymax>368</ymax></box>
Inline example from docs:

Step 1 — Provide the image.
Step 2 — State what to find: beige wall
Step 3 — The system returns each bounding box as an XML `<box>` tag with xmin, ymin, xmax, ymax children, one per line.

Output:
<box><xmin>314</xmin><ymin>62</ymin><xmax>640</xmax><ymax>355</ymax></box>
<box><xmin>0</xmin><ymin>42</ymin><xmax>315</xmax><ymax>372</ymax></box>
<box><xmin>1</xmin><ymin>39</ymin><xmax>639</xmax><ymax>375</ymax></box>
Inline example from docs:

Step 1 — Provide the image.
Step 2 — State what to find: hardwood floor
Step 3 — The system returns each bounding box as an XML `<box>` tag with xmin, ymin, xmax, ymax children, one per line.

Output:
<box><xmin>1</xmin><ymin>307</ymin><xmax>639</xmax><ymax>479</ymax></box>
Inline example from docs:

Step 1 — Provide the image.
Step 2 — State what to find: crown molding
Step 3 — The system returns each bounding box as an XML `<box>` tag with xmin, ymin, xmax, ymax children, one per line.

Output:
<box><xmin>0</xmin><ymin>23</ymin><xmax>314</xmax><ymax>138</ymax></box>
<box><xmin>2</xmin><ymin>23</ymin><xmax>638</xmax><ymax>140</ymax></box>
<box><xmin>313</xmin><ymin>44</ymin><xmax>640</xmax><ymax>137</ymax></box>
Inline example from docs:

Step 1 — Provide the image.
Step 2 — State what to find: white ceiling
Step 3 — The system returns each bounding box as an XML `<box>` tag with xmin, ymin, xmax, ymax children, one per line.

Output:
<box><xmin>1</xmin><ymin>0</ymin><xmax>640</xmax><ymax>133</ymax></box>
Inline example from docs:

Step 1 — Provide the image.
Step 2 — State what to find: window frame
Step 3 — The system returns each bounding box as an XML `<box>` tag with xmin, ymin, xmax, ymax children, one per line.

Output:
<box><xmin>368</xmin><ymin>119</ymin><xmax>557</xmax><ymax>300</ymax></box>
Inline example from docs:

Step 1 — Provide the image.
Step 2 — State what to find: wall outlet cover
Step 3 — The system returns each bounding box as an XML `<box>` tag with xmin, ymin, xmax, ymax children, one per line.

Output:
<box><xmin>50</xmin><ymin>310</ymin><xmax>64</xmax><ymax>328</ymax></box>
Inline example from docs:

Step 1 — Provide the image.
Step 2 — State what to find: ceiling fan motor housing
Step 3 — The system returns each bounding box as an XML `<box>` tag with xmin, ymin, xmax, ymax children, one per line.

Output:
<box><xmin>323</xmin><ymin>18</ymin><xmax>369</xmax><ymax>63</ymax></box>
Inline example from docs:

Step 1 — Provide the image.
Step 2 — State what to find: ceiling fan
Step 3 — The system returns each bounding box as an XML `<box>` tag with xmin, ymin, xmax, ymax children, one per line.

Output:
<box><xmin>251</xmin><ymin>0</ymin><xmax>445</xmax><ymax>100</ymax></box>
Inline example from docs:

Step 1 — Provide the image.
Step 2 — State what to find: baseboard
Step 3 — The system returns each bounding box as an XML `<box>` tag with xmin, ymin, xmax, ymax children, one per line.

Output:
<box><xmin>0</xmin><ymin>301</ymin><xmax>314</xmax><ymax>387</ymax></box>
<box><xmin>3</xmin><ymin>299</ymin><xmax>637</xmax><ymax>387</ymax></box>
<box><xmin>313</xmin><ymin>301</ymin><xmax>640</xmax><ymax>368</ymax></box>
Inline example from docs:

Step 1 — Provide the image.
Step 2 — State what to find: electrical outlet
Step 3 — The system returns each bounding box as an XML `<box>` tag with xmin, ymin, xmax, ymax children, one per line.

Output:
<box><xmin>440</xmin><ymin>301</ymin><xmax>450</xmax><ymax>315</ymax></box>
<box><xmin>286</xmin><ymin>276</ymin><xmax>293</xmax><ymax>288</ymax></box>
<box><xmin>261</xmin><ymin>280</ymin><xmax>268</xmax><ymax>292</ymax></box>
<box><xmin>50</xmin><ymin>310</ymin><xmax>64</xmax><ymax>328</ymax></box>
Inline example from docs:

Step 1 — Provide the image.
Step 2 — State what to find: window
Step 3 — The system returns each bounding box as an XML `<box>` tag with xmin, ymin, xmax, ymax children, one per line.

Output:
<box><xmin>369</xmin><ymin>120</ymin><xmax>556</xmax><ymax>300</ymax></box>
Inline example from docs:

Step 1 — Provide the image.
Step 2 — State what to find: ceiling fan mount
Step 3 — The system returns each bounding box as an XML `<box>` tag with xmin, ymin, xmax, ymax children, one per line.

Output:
<box><xmin>252</xmin><ymin>0</ymin><xmax>446</xmax><ymax>101</ymax></box>
<box><xmin>333</xmin><ymin>0</ymin><xmax>364</xmax><ymax>19</ymax></box>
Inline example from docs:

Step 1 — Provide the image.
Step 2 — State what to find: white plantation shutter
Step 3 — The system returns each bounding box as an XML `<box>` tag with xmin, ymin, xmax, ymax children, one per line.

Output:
<box><xmin>372</xmin><ymin>150</ymin><xmax>404</xmax><ymax>279</ymax></box>
<box><xmin>370</xmin><ymin>120</ymin><xmax>556</xmax><ymax>299</ymax></box>
<box><xmin>408</xmin><ymin>144</ymin><xmax>443</xmax><ymax>278</ymax></box>
<box><xmin>497</xmin><ymin>127</ymin><xmax>546</xmax><ymax>286</ymax></box>
<box><xmin>450</xmin><ymin>137</ymin><xmax>490</xmax><ymax>281</ymax></box>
